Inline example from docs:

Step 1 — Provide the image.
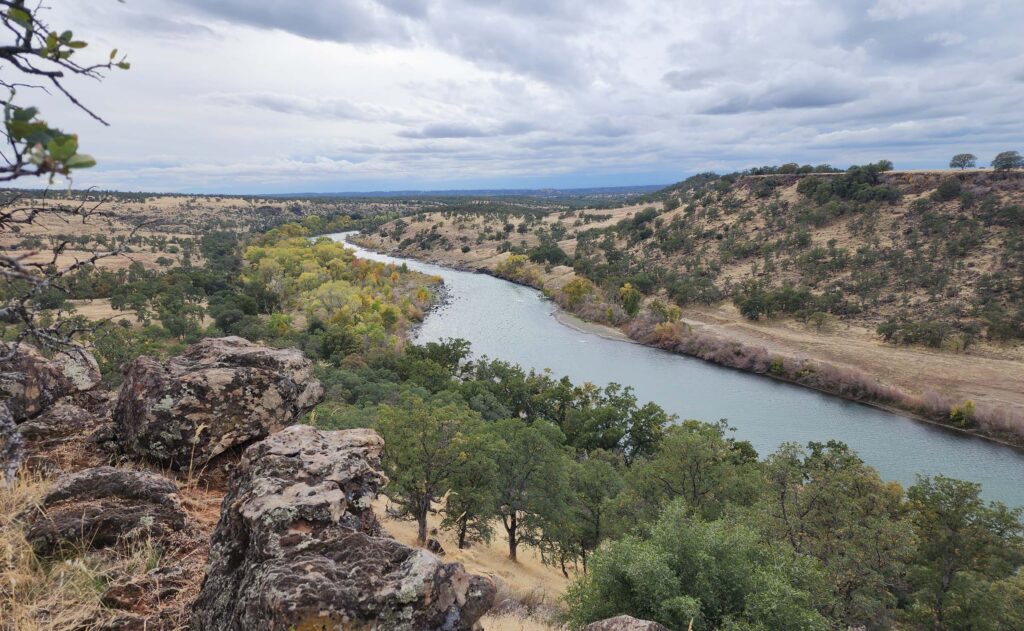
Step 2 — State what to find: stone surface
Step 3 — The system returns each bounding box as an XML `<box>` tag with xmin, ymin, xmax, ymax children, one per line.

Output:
<box><xmin>192</xmin><ymin>425</ymin><xmax>495</xmax><ymax>631</ymax></box>
<box><xmin>0</xmin><ymin>404</ymin><xmax>22</xmax><ymax>484</ymax></box>
<box><xmin>17</xmin><ymin>402</ymin><xmax>101</xmax><ymax>449</ymax></box>
<box><xmin>584</xmin><ymin>616</ymin><xmax>672</xmax><ymax>631</ymax></box>
<box><xmin>427</xmin><ymin>536</ymin><xmax>447</xmax><ymax>556</ymax></box>
<box><xmin>0</xmin><ymin>343</ymin><xmax>100</xmax><ymax>422</ymax></box>
<box><xmin>22</xmin><ymin>466</ymin><xmax>187</xmax><ymax>555</ymax></box>
<box><xmin>113</xmin><ymin>336</ymin><xmax>324</xmax><ymax>468</ymax></box>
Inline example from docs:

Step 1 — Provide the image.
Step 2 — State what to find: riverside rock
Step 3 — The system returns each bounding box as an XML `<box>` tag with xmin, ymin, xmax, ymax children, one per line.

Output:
<box><xmin>0</xmin><ymin>343</ymin><xmax>101</xmax><ymax>422</ymax></box>
<box><xmin>113</xmin><ymin>336</ymin><xmax>324</xmax><ymax>468</ymax></box>
<box><xmin>192</xmin><ymin>425</ymin><xmax>496</xmax><ymax>631</ymax></box>
<box><xmin>22</xmin><ymin>466</ymin><xmax>187</xmax><ymax>555</ymax></box>
<box><xmin>584</xmin><ymin>616</ymin><xmax>673</xmax><ymax>631</ymax></box>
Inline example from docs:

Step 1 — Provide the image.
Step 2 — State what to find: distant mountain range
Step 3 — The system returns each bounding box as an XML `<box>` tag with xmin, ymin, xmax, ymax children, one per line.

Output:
<box><xmin>263</xmin><ymin>184</ymin><xmax>667</xmax><ymax>199</ymax></box>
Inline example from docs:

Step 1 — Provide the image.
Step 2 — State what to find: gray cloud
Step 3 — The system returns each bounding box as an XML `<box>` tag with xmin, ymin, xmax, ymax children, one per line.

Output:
<box><xmin>207</xmin><ymin>92</ymin><xmax>414</xmax><ymax>124</ymax></box>
<box><xmin>39</xmin><ymin>0</ymin><xmax>1024</xmax><ymax>192</ymax></box>
<box><xmin>398</xmin><ymin>123</ymin><xmax>492</xmax><ymax>138</ymax></box>
<box><xmin>701</xmin><ymin>74</ymin><xmax>862</xmax><ymax>115</ymax></box>
<box><xmin>172</xmin><ymin>0</ymin><xmax>412</xmax><ymax>43</ymax></box>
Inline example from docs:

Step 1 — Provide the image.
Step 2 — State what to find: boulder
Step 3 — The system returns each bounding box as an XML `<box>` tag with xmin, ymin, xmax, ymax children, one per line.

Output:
<box><xmin>17</xmin><ymin>402</ymin><xmax>102</xmax><ymax>449</ymax></box>
<box><xmin>584</xmin><ymin>616</ymin><xmax>673</xmax><ymax>631</ymax></box>
<box><xmin>0</xmin><ymin>404</ymin><xmax>22</xmax><ymax>484</ymax></box>
<box><xmin>426</xmin><ymin>536</ymin><xmax>447</xmax><ymax>556</ymax></box>
<box><xmin>0</xmin><ymin>343</ymin><xmax>100</xmax><ymax>422</ymax></box>
<box><xmin>113</xmin><ymin>336</ymin><xmax>324</xmax><ymax>468</ymax></box>
<box><xmin>22</xmin><ymin>466</ymin><xmax>187</xmax><ymax>555</ymax></box>
<box><xmin>192</xmin><ymin>425</ymin><xmax>495</xmax><ymax>631</ymax></box>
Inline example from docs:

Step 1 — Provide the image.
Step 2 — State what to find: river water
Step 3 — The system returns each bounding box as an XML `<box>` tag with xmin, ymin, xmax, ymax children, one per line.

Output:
<box><xmin>331</xmin><ymin>233</ymin><xmax>1024</xmax><ymax>506</ymax></box>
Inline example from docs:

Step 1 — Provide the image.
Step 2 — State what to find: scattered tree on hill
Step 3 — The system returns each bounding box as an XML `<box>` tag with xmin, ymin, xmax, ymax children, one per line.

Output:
<box><xmin>992</xmin><ymin>151</ymin><xmax>1024</xmax><ymax>171</ymax></box>
<box><xmin>949</xmin><ymin>153</ymin><xmax>977</xmax><ymax>170</ymax></box>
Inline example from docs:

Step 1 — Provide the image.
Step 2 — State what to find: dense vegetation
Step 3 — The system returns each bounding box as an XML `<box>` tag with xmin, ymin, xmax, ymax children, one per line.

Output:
<box><xmin>298</xmin><ymin>330</ymin><xmax>1023</xmax><ymax>631</ymax></box>
<box><xmin>7</xmin><ymin>198</ymin><xmax>1024</xmax><ymax>630</ymax></box>
<box><xmin>1</xmin><ymin>215</ymin><xmax>439</xmax><ymax>386</ymax></box>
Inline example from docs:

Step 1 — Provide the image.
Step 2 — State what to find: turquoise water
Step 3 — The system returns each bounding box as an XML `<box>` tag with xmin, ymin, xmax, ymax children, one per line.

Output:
<box><xmin>331</xmin><ymin>233</ymin><xmax>1024</xmax><ymax>506</ymax></box>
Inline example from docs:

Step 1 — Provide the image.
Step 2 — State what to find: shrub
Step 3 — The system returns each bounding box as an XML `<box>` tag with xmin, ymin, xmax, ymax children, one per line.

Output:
<box><xmin>565</xmin><ymin>500</ymin><xmax>831</xmax><ymax>631</ymax></box>
<box><xmin>949</xmin><ymin>400</ymin><xmax>976</xmax><ymax>428</ymax></box>
<box><xmin>932</xmin><ymin>176</ymin><xmax>962</xmax><ymax>202</ymax></box>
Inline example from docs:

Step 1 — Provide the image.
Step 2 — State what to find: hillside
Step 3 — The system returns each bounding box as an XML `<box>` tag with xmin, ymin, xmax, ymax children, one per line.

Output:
<box><xmin>357</xmin><ymin>167</ymin><xmax>1024</xmax><ymax>440</ymax></box>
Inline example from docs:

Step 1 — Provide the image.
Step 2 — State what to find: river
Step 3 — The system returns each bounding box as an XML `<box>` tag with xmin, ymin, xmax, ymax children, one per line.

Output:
<box><xmin>330</xmin><ymin>233</ymin><xmax>1024</xmax><ymax>506</ymax></box>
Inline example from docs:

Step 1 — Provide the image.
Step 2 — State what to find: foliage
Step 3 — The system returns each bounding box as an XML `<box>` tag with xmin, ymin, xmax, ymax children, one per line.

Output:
<box><xmin>0</xmin><ymin>1</ymin><xmax>131</xmax><ymax>355</ymax></box>
<box><xmin>991</xmin><ymin>151</ymin><xmax>1023</xmax><ymax>171</ymax></box>
<box><xmin>949</xmin><ymin>154</ymin><xmax>976</xmax><ymax>170</ymax></box>
<box><xmin>377</xmin><ymin>393</ymin><xmax>486</xmax><ymax>543</ymax></box>
<box><xmin>566</xmin><ymin>500</ymin><xmax>832</xmax><ymax>631</ymax></box>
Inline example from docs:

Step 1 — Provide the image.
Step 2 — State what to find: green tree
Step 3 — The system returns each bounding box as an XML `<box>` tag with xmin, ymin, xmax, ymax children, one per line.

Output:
<box><xmin>566</xmin><ymin>499</ymin><xmax>832</xmax><ymax>631</ymax></box>
<box><xmin>612</xmin><ymin>420</ymin><xmax>762</xmax><ymax>529</ymax></box>
<box><xmin>567</xmin><ymin>450</ymin><xmax>623</xmax><ymax>572</ymax></box>
<box><xmin>906</xmin><ymin>476</ymin><xmax>1024</xmax><ymax>631</ymax></box>
<box><xmin>377</xmin><ymin>393</ymin><xmax>485</xmax><ymax>544</ymax></box>
<box><xmin>762</xmin><ymin>441</ymin><xmax>914</xmax><ymax>628</ymax></box>
<box><xmin>440</xmin><ymin>435</ymin><xmax>499</xmax><ymax>549</ymax></box>
<box><xmin>487</xmin><ymin>418</ymin><xmax>570</xmax><ymax>561</ymax></box>
<box><xmin>991</xmin><ymin>150</ymin><xmax>1024</xmax><ymax>171</ymax></box>
<box><xmin>949</xmin><ymin>153</ymin><xmax>976</xmax><ymax>170</ymax></box>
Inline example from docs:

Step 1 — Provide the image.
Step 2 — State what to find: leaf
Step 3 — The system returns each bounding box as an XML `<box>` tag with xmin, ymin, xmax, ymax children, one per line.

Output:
<box><xmin>110</xmin><ymin>48</ymin><xmax>118</xmax><ymax>60</ymax></box>
<box><xmin>68</xmin><ymin>41</ymin><xmax>87</xmax><ymax>49</ymax></box>
<box><xmin>11</xmin><ymin>107</ymin><xmax>38</xmax><ymax>122</ymax></box>
<box><xmin>46</xmin><ymin>135</ymin><xmax>78</xmax><ymax>161</ymax></box>
<box><xmin>116</xmin><ymin>61</ymin><xmax>131</xmax><ymax>70</ymax></box>
<box><xmin>64</xmin><ymin>154</ymin><xmax>97</xmax><ymax>170</ymax></box>
<box><xmin>6</xmin><ymin>7</ymin><xmax>30</xmax><ymax>28</ymax></box>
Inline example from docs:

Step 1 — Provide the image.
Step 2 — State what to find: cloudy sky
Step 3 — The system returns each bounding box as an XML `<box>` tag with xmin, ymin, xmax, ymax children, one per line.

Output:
<box><xmin>29</xmin><ymin>0</ymin><xmax>1024</xmax><ymax>193</ymax></box>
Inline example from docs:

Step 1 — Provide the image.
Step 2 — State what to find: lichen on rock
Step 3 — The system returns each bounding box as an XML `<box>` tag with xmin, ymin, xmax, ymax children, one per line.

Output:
<box><xmin>0</xmin><ymin>343</ymin><xmax>101</xmax><ymax>422</ymax></box>
<box><xmin>192</xmin><ymin>425</ymin><xmax>496</xmax><ymax>631</ymax></box>
<box><xmin>113</xmin><ymin>336</ymin><xmax>324</xmax><ymax>468</ymax></box>
<box><xmin>20</xmin><ymin>465</ymin><xmax>188</xmax><ymax>555</ymax></box>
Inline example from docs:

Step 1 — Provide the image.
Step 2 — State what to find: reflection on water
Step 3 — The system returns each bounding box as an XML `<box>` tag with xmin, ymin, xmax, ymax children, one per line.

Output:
<box><xmin>330</xmin><ymin>233</ymin><xmax>1024</xmax><ymax>507</ymax></box>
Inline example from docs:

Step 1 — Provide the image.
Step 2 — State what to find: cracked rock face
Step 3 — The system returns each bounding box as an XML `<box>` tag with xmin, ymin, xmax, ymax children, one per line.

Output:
<box><xmin>0</xmin><ymin>343</ymin><xmax>101</xmax><ymax>422</ymax></box>
<box><xmin>21</xmin><ymin>466</ymin><xmax>187</xmax><ymax>556</ymax></box>
<box><xmin>584</xmin><ymin>616</ymin><xmax>672</xmax><ymax>631</ymax></box>
<box><xmin>192</xmin><ymin>425</ymin><xmax>496</xmax><ymax>631</ymax></box>
<box><xmin>113</xmin><ymin>336</ymin><xmax>324</xmax><ymax>468</ymax></box>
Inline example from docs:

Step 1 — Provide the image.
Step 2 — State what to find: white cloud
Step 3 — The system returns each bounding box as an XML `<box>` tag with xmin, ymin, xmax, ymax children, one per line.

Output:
<box><xmin>11</xmin><ymin>0</ymin><xmax>1022</xmax><ymax>193</ymax></box>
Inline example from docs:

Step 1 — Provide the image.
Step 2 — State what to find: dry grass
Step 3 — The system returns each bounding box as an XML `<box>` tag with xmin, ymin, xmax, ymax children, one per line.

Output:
<box><xmin>371</xmin><ymin>497</ymin><xmax>570</xmax><ymax>601</ymax></box>
<box><xmin>481</xmin><ymin>612</ymin><xmax>566</xmax><ymax>631</ymax></box>
<box><xmin>0</xmin><ymin>473</ymin><xmax>164</xmax><ymax>631</ymax></box>
<box><xmin>371</xmin><ymin>497</ymin><xmax>570</xmax><ymax>630</ymax></box>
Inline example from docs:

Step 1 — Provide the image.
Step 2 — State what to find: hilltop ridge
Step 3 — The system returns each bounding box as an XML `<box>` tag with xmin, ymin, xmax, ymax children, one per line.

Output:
<box><xmin>358</xmin><ymin>167</ymin><xmax>1024</xmax><ymax>440</ymax></box>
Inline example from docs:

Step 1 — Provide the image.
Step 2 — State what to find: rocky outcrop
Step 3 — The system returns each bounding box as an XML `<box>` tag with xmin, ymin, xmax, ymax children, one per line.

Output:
<box><xmin>0</xmin><ymin>343</ymin><xmax>100</xmax><ymax>422</ymax></box>
<box><xmin>22</xmin><ymin>466</ymin><xmax>187</xmax><ymax>555</ymax></box>
<box><xmin>17</xmin><ymin>402</ymin><xmax>102</xmax><ymax>449</ymax></box>
<box><xmin>113</xmin><ymin>336</ymin><xmax>324</xmax><ymax>468</ymax></box>
<box><xmin>584</xmin><ymin>616</ymin><xmax>672</xmax><ymax>631</ymax></box>
<box><xmin>192</xmin><ymin>425</ymin><xmax>495</xmax><ymax>631</ymax></box>
<box><xmin>0</xmin><ymin>404</ymin><xmax>22</xmax><ymax>484</ymax></box>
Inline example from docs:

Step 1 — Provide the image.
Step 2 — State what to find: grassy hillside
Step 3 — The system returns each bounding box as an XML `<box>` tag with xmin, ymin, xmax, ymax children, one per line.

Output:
<box><xmin>357</xmin><ymin>167</ymin><xmax>1024</xmax><ymax>440</ymax></box>
<box><xmin>378</xmin><ymin>166</ymin><xmax>1024</xmax><ymax>348</ymax></box>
